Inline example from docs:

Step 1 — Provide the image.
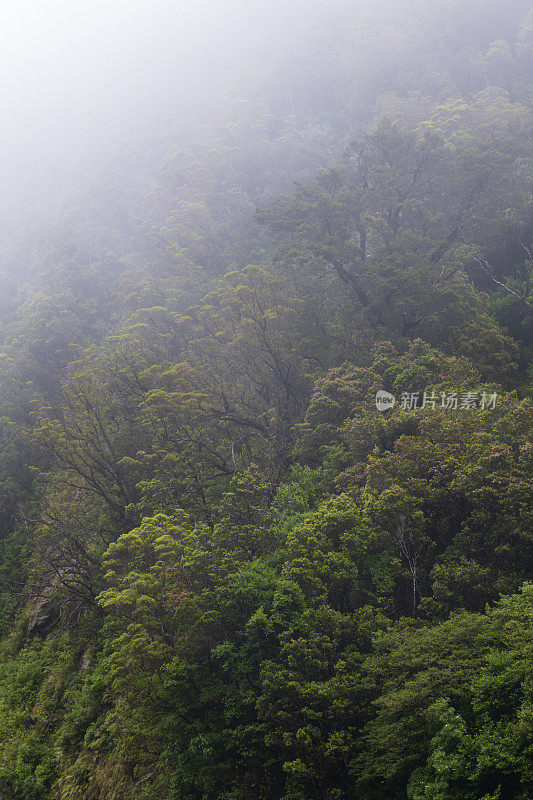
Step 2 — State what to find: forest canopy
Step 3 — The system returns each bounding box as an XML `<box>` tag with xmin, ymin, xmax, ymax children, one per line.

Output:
<box><xmin>0</xmin><ymin>1</ymin><xmax>530</xmax><ymax>799</ymax></box>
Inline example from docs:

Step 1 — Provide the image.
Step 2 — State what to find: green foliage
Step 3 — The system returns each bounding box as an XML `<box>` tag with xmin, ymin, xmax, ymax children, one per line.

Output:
<box><xmin>0</xmin><ymin>1</ymin><xmax>531</xmax><ymax>798</ymax></box>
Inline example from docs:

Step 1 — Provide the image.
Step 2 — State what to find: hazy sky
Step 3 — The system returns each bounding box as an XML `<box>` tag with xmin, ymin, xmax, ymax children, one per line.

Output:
<box><xmin>0</xmin><ymin>0</ymin><xmax>340</xmax><ymax>198</ymax></box>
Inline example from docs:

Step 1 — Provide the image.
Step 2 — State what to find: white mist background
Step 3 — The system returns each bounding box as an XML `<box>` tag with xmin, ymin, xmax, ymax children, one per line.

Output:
<box><xmin>0</xmin><ymin>0</ymin><xmax>353</xmax><ymax>197</ymax></box>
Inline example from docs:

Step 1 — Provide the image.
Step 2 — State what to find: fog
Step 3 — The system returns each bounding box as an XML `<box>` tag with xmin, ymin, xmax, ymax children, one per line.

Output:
<box><xmin>0</xmin><ymin>0</ymin><xmax>351</xmax><ymax>203</ymax></box>
<box><xmin>0</xmin><ymin>3</ymin><xmax>530</xmax><ymax>793</ymax></box>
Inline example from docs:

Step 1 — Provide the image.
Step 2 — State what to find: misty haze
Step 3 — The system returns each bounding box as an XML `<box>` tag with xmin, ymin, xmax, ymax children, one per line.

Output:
<box><xmin>0</xmin><ymin>2</ymin><xmax>530</xmax><ymax>799</ymax></box>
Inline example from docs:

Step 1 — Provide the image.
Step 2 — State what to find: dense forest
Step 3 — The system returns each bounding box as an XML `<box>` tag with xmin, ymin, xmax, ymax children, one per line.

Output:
<box><xmin>0</xmin><ymin>1</ymin><xmax>531</xmax><ymax>798</ymax></box>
